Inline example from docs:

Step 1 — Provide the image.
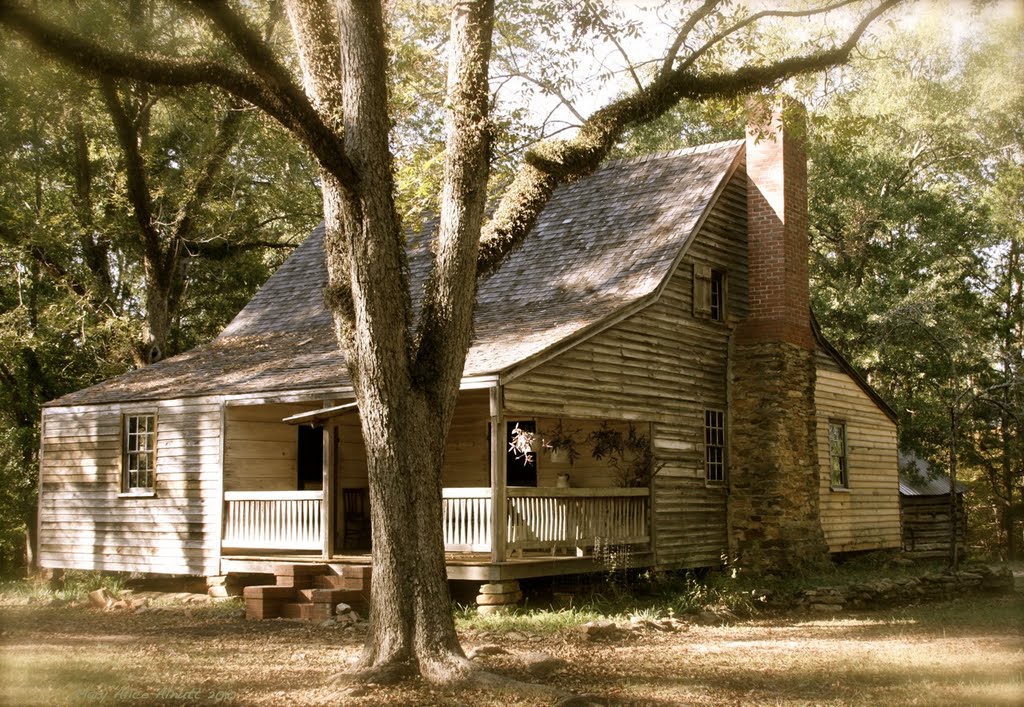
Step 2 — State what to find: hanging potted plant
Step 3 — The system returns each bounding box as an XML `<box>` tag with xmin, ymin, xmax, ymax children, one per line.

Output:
<box><xmin>542</xmin><ymin>421</ymin><xmax>583</xmax><ymax>466</ymax></box>
<box><xmin>587</xmin><ymin>422</ymin><xmax>661</xmax><ymax>487</ymax></box>
<box><xmin>508</xmin><ymin>423</ymin><xmax>536</xmax><ymax>465</ymax></box>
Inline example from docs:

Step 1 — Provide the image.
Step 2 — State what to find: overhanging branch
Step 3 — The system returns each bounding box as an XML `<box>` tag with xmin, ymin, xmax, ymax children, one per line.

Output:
<box><xmin>476</xmin><ymin>0</ymin><xmax>902</xmax><ymax>278</ymax></box>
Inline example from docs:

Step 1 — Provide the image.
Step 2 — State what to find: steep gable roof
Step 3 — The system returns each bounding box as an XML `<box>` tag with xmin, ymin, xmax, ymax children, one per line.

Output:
<box><xmin>47</xmin><ymin>140</ymin><xmax>743</xmax><ymax>407</ymax></box>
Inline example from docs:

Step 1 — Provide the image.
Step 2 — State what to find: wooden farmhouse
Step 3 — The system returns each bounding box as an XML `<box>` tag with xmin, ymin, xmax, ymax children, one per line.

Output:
<box><xmin>38</xmin><ymin>104</ymin><xmax>903</xmax><ymax>613</ymax></box>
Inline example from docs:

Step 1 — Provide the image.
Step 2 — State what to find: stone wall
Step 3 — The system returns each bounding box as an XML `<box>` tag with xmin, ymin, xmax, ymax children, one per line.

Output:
<box><xmin>797</xmin><ymin>564</ymin><xmax>1015</xmax><ymax>612</ymax></box>
<box><xmin>728</xmin><ymin>341</ymin><xmax>830</xmax><ymax>573</ymax></box>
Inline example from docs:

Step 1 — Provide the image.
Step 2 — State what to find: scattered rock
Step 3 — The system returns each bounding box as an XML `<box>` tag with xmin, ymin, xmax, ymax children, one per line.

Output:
<box><xmin>810</xmin><ymin>603</ymin><xmax>844</xmax><ymax>613</ymax></box>
<box><xmin>519</xmin><ymin>651</ymin><xmax>567</xmax><ymax>677</ymax></box>
<box><xmin>335</xmin><ymin>613</ymin><xmax>357</xmax><ymax>627</ymax></box>
<box><xmin>578</xmin><ymin>620</ymin><xmax>624</xmax><ymax>640</ymax></box>
<box><xmin>88</xmin><ymin>588</ymin><xmax>114</xmax><ymax>609</ymax></box>
<box><xmin>466</xmin><ymin>644</ymin><xmax>509</xmax><ymax>660</ymax></box>
<box><xmin>694</xmin><ymin>611</ymin><xmax>723</xmax><ymax>626</ymax></box>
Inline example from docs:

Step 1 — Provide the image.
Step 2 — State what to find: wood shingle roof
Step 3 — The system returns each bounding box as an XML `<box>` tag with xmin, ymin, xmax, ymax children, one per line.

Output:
<box><xmin>48</xmin><ymin>140</ymin><xmax>743</xmax><ymax>407</ymax></box>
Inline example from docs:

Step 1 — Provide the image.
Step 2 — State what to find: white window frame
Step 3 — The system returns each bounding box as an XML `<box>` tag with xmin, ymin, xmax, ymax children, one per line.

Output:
<box><xmin>121</xmin><ymin>412</ymin><xmax>157</xmax><ymax>496</ymax></box>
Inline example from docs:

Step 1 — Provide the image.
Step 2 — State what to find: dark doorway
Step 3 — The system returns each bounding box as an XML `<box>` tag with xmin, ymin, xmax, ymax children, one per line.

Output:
<box><xmin>506</xmin><ymin>420</ymin><xmax>538</xmax><ymax>487</ymax></box>
<box><xmin>297</xmin><ymin>425</ymin><xmax>323</xmax><ymax>490</ymax></box>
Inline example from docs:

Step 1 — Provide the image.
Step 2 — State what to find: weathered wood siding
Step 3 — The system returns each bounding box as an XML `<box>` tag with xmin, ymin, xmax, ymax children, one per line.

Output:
<box><xmin>38</xmin><ymin>398</ymin><xmax>223</xmax><ymax>576</ymax></box>
<box><xmin>223</xmin><ymin>402</ymin><xmax>318</xmax><ymax>491</ymax></box>
<box><xmin>333</xmin><ymin>390</ymin><xmax>491</xmax><ymax>488</ymax></box>
<box><xmin>900</xmin><ymin>494</ymin><xmax>966</xmax><ymax>559</ymax></box>
<box><xmin>814</xmin><ymin>351</ymin><xmax>902</xmax><ymax>552</ymax></box>
<box><xmin>505</xmin><ymin>167</ymin><xmax>749</xmax><ymax>568</ymax></box>
<box><xmin>443</xmin><ymin>390</ymin><xmax>490</xmax><ymax>487</ymax></box>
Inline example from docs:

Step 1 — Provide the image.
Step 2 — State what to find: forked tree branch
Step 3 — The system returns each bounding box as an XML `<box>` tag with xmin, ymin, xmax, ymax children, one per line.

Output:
<box><xmin>412</xmin><ymin>0</ymin><xmax>495</xmax><ymax>393</ymax></box>
<box><xmin>476</xmin><ymin>0</ymin><xmax>902</xmax><ymax>277</ymax></box>
<box><xmin>676</xmin><ymin>0</ymin><xmax>868</xmax><ymax>74</ymax></box>
<box><xmin>99</xmin><ymin>78</ymin><xmax>163</xmax><ymax>267</ymax></box>
<box><xmin>659</xmin><ymin>0</ymin><xmax>720</xmax><ymax>80</ymax></box>
<box><xmin>169</xmin><ymin>103</ymin><xmax>246</xmax><ymax>256</ymax></box>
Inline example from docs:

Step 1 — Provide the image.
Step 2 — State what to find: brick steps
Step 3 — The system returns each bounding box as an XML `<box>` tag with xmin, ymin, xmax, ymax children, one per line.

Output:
<box><xmin>243</xmin><ymin>563</ymin><xmax>371</xmax><ymax>621</ymax></box>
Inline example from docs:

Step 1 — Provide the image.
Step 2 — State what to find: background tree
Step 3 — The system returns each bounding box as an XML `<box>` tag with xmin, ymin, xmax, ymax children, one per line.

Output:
<box><xmin>1</xmin><ymin>0</ymin><xmax>904</xmax><ymax>689</ymax></box>
<box><xmin>807</xmin><ymin>17</ymin><xmax>1023</xmax><ymax>560</ymax></box>
<box><xmin>0</xmin><ymin>2</ymin><xmax>321</xmax><ymax>573</ymax></box>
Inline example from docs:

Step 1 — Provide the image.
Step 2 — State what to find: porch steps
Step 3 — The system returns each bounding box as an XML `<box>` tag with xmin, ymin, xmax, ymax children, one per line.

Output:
<box><xmin>243</xmin><ymin>563</ymin><xmax>371</xmax><ymax>621</ymax></box>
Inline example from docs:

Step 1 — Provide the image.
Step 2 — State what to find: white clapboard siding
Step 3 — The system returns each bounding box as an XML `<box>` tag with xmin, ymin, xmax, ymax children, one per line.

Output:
<box><xmin>505</xmin><ymin>167</ymin><xmax>748</xmax><ymax>569</ymax></box>
<box><xmin>223</xmin><ymin>402</ymin><xmax>318</xmax><ymax>491</ymax></box>
<box><xmin>815</xmin><ymin>351</ymin><xmax>902</xmax><ymax>552</ymax></box>
<box><xmin>38</xmin><ymin>398</ymin><xmax>224</xmax><ymax>576</ymax></box>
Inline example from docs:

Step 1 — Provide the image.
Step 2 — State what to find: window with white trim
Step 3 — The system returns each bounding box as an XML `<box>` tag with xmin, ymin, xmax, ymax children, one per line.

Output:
<box><xmin>123</xmin><ymin>413</ymin><xmax>156</xmax><ymax>493</ymax></box>
<box><xmin>705</xmin><ymin>409</ymin><xmax>725</xmax><ymax>483</ymax></box>
<box><xmin>829</xmin><ymin>421</ymin><xmax>848</xmax><ymax>488</ymax></box>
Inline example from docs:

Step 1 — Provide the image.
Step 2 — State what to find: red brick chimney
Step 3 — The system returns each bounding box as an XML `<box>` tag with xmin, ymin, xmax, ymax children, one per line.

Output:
<box><xmin>736</xmin><ymin>98</ymin><xmax>814</xmax><ymax>350</ymax></box>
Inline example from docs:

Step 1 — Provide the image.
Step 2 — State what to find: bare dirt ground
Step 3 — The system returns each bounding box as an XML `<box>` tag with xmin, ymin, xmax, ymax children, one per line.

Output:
<box><xmin>1</xmin><ymin>590</ymin><xmax>1021</xmax><ymax>706</ymax></box>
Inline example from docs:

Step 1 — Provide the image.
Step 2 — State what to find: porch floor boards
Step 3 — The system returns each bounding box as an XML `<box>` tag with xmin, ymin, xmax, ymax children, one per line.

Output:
<box><xmin>222</xmin><ymin>550</ymin><xmax>653</xmax><ymax>582</ymax></box>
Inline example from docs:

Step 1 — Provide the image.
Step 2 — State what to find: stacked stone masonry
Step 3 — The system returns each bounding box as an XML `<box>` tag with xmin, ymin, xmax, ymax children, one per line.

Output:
<box><xmin>476</xmin><ymin>580</ymin><xmax>522</xmax><ymax>616</ymax></box>
<box><xmin>798</xmin><ymin>564</ymin><xmax>1014</xmax><ymax>612</ymax></box>
<box><xmin>728</xmin><ymin>342</ymin><xmax>830</xmax><ymax>572</ymax></box>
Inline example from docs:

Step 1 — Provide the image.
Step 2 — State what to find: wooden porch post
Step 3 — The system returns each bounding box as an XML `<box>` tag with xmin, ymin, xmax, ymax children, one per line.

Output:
<box><xmin>321</xmin><ymin>423</ymin><xmax>334</xmax><ymax>560</ymax></box>
<box><xmin>489</xmin><ymin>386</ymin><xmax>506</xmax><ymax>563</ymax></box>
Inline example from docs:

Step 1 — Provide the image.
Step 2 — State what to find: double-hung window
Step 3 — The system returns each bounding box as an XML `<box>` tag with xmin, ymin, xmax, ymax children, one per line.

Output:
<box><xmin>828</xmin><ymin>421</ymin><xmax>848</xmax><ymax>489</ymax></box>
<box><xmin>122</xmin><ymin>413</ymin><xmax>156</xmax><ymax>494</ymax></box>
<box><xmin>705</xmin><ymin>410</ymin><xmax>726</xmax><ymax>483</ymax></box>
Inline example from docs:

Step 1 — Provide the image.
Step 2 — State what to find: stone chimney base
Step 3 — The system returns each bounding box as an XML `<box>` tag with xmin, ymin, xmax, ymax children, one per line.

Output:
<box><xmin>728</xmin><ymin>340</ymin><xmax>830</xmax><ymax>574</ymax></box>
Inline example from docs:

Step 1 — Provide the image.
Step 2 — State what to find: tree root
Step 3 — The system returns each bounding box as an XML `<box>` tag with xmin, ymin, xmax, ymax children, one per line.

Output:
<box><xmin>329</xmin><ymin>652</ymin><xmax>584</xmax><ymax>703</ymax></box>
<box><xmin>329</xmin><ymin>658</ymin><xmax>413</xmax><ymax>687</ymax></box>
<box><xmin>461</xmin><ymin>668</ymin><xmax>575</xmax><ymax>702</ymax></box>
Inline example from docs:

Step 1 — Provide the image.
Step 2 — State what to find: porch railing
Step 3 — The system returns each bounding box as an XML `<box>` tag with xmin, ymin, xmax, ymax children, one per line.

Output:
<box><xmin>506</xmin><ymin>488</ymin><xmax>649</xmax><ymax>554</ymax></box>
<box><xmin>221</xmin><ymin>486</ymin><xmax>649</xmax><ymax>558</ymax></box>
<box><xmin>442</xmin><ymin>488</ymin><xmax>492</xmax><ymax>552</ymax></box>
<box><xmin>222</xmin><ymin>490</ymin><xmax>323</xmax><ymax>551</ymax></box>
<box><xmin>441</xmin><ymin>487</ymin><xmax>650</xmax><ymax>557</ymax></box>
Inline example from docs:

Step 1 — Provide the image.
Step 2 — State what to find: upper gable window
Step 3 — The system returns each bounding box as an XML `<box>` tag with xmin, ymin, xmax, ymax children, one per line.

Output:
<box><xmin>122</xmin><ymin>413</ymin><xmax>156</xmax><ymax>494</ymax></box>
<box><xmin>693</xmin><ymin>263</ymin><xmax>726</xmax><ymax>322</ymax></box>
<box><xmin>709</xmin><ymin>270</ymin><xmax>725</xmax><ymax>322</ymax></box>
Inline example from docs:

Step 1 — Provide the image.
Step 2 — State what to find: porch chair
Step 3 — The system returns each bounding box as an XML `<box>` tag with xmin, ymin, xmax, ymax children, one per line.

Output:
<box><xmin>342</xmin><ymin>487</ymin><xmax>371</xmax><ymax>551</ymax></box>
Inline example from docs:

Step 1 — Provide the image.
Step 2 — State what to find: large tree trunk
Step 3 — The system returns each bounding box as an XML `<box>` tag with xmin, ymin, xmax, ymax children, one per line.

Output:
<box><xmin>318</xmin><ymin>0</ymin><xmax>491</xmax><ymax>681</ymax></box>
<box><xmin>328</xmin><ymin>0</ymin><xmax>469</xmax><ymax>679</ymax></box>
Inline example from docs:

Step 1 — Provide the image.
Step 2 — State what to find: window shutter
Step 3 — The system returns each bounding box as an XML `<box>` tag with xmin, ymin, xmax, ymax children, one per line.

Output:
<box><xmin>693</xmin><ymin>263</ymin><xmax>712</xmax><ymax>317</ymax></box>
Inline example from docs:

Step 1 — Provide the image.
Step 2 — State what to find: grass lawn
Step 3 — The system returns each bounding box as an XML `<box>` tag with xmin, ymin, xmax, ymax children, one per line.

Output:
<box><xmin>0</xmin><ymin>581</ymin><xmax>1021</xmax><ymax>705</ymax></box>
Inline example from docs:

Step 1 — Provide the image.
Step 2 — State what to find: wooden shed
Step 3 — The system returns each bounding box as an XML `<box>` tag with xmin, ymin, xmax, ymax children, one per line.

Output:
<box><xmin>899</xmin><ymin>452</ymin><xmax>968</xmax><ymax>560</ymax></box>
<box><xmin>37</xmin><ymin>108</ymin><xmax>902</xmax><ymax>607</ymax></box>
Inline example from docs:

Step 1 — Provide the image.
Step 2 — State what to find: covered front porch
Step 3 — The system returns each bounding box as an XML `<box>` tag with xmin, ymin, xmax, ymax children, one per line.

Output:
<box><xmin>218</xmin><ymin>388</ymin><xmax>654</xmax><ymax>581</ymax></box>
<box><xmin>221</xmin><ymin>486</ymin><xmax>650</xmax><ymax>575</ymax></box>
